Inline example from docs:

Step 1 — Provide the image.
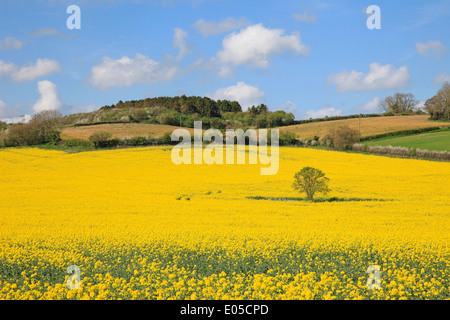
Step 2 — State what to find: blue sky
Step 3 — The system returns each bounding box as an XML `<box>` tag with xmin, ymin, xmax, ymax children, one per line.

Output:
<box><xmin>0</xmin><ymin>0</ymin><xmax>449</xmax><ymax>122</ymax></box>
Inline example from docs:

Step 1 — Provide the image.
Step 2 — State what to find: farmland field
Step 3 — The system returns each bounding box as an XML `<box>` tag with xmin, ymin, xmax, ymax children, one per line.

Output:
<box><xmin>0</xmin><ymin>146</ymin><xmax>449</xmax><ymax>300</ymax></box>
<box><xmin>278</xmin><ymin>115</ymin><xmax>445</xmax><ymax>140</ymax></box>
<box><xmin>60</xmin><ymin>123</ymin><xmax>195</xmax><ymax>141</ymax></box>
<box><xmin>364</xmin><ymin>130</ymin><xmax>450</xmax><ymax>151</ymax></box>
<box><xmin>59</xmin><ymin>115</ymin><xmax>447</xmax><ymax>143</ymax></box>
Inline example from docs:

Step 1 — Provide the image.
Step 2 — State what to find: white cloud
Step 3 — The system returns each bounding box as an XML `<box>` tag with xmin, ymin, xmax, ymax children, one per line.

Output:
<box><xmin>29</xmin><ymin>27</ymin><xmax>63</xmax><ymax>37</ymax></box>
<box><xmin>415</xmin><ymin>101</ymin><xmax>426</xmax><ymax>111</ymax></box>
<box><xmin>33</xmin><ymin>80</ymin><xmax>63</xmax><ymax>113</ymax></box>
<box><xmin>0</xmin><ymin>100</ymin><xmax>32</xmax><ymax>123</ymax></box>
<box><xmin>0</xmin><ymin>37</ymin><xmax>25</xmax><ymax>50</ymax></box>
<box><xmin>353</xmin><ymin>96</ymin><xmax>382</xmax><ymax>113</ymax></box>
<box><xmin>416</xmin><ymin>40</ymin><xmax>447</xmax><ymax>59</ymax></box>
<box><xmin>173</xmin><ymin>28</ymin><xmax>192</xmax><ymax>59</ymax></box>
<box><xmin>305</xmin><ymin>107</ymin><xmax>342</xmax><ymax>119</ymax></box>
<box><xmin>0</xmin><ymin>58</ymin><xmax>61</xmax><ymax>82</ymax></box>
<box><xmin>207</xmin><ymin>82</ymin><xmax>266</xmax><ymax>109</ymax></box>
<box><xmin>0</xmin><ymin>61</ymin><xmax>16</xmax><ymax>77</ymax></box>
<box><xmin>434</xmin><ymin>72</ymin><xmax>450</xmax><ymax>85</ymax></box>
<box><xmin>0</xmin><ymin>114</ymin><xmax>32</xmax><ymax>124</ymax></box>
<box><xmin>327</xmin><ymin>63</ymin><xmax>411</xmax><ymax>92</ymax></box>
<box><xmin>216</xmin><ymin>24</ymin><xmax>310</xmax><ymax>68</ymax></box>
<box><xmin>293</xmin><ymin>11</ymin><xmax>317</xmax><ymax>23</ymax></box>
<box><xmin>280</xmin><ymin>100</ymin><xmax>298</xmax><ymax>113</ymax></box>
<box><xmin>192</xmin><ymin>17</ymin><xmax>250</xmax><ymax>37</ymax></box>
<box><xmin>88</xmin><ymin>53</ymin><xmax>177</xmax><ymax>90</ymax></box>
<box><xmin>12</xmin><ymin>58</ymin><xmax>61</xmax><ymax>82</ymax></box>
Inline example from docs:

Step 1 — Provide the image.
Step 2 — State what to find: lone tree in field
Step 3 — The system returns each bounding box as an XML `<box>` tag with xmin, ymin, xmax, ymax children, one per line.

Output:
<box><xmin>292</xmin><ymin>167</ymin><xmax>330</xmax><ymax>201</ymax></box>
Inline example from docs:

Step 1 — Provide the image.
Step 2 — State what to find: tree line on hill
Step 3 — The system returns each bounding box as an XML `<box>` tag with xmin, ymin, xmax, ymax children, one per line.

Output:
<box><xmin>87</xmin><ymin>95</ymin><xmax>295</xmax><ymax>129</ymax></box>
<box><xmin>378</xmin><ymin>82</ymin><xmax>449</xmax><ymax>120</ymax></box>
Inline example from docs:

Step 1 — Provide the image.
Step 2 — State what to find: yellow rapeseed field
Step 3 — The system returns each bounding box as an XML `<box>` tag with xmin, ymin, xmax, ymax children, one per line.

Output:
<box><xmin>0</xmin><ymin>146</ymin><xmax>449</xmax><ymax>300</ymax></box>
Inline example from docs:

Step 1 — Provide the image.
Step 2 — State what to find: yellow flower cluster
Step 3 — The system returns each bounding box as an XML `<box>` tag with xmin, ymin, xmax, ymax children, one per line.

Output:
<box><xmin>0</xmin><ymin>147</ymin><xmax>449</xmax><ymax>300</ymax></box>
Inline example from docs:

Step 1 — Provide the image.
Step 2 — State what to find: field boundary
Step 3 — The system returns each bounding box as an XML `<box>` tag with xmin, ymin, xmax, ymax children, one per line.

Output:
<box><xmin>360</xmin><ymin>125</ymin><xmax>450</xmax><ymax>141</ymax></box>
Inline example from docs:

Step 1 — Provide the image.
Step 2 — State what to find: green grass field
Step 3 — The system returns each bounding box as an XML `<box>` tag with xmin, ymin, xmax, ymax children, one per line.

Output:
<box><xmin>364</xmin><ymin>130</ymin><xmax>450</xmax><ymax>151</ymax></box>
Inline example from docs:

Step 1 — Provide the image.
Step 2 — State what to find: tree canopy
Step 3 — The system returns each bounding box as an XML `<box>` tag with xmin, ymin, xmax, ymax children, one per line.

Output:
<box><xmin>425</xmin><ymin>82</ymin><xmax>450</xmax><ymax>121</ymax></box>
<box><xmin>93</xmin><ymin>96</ymin><xmax>295</xmax><ymax>129</ymax></box>
<box><xmin>292</xmin><ymin>167</ymin><xmax>331</xmax><ymax>201</ymax></box>
<box><xmin>379</xmin><ymin>93</ymin><xmax>417</xmax><ymax>114</ymax></box>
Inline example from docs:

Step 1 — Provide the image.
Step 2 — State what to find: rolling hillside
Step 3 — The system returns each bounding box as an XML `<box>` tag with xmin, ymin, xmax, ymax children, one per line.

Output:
<box><xmin>61</xmin><ymin>115</ymin><xmax>445</xmax><ymax>142</ymax></box>
<box><xmin>364</xmin><ymin>130</ymin><xmax>450</xmax><ymax>151</ymax></box>
<box><xmin>278</xmin><ymin>115</ymin><xmax>443</xmax><ymax>140</ymax></box>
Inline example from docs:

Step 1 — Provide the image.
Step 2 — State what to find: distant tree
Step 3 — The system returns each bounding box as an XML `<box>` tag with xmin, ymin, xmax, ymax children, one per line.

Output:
<box><xmin>425</xmin><ymin>82</ymin><xmax>450</xmax><ymax>121</ymax></box>
<box><xmin>2</xmin><ymin>110</ymin><xmax>62</xmax><ymax>146</ymax></box>
<box><xmin>266</xmin><ymin>110</ymin><xmax>295</xmax><ymax>127</ymax></box>
<box><xmin>30</xmin><ymin>109</ymin><xmax>62</xmax><ymax>125</ymax></box>
<box><xmin>130</xmin><ymin>108</ymin><xmax>147</xmax><ymax>123</ymax></box>
<box><xmin>217</xmin><ymin>100</ymin><xmax>243</xmax><ymax>113</ymax></box>
<box><xmin>230</xmin><ymin>101</ymin><xmax>242</xmax><ymax>113</ymax></box>
<box><xmin>254</xmin><ymin>114</ymin><xmax>267</xmax><ymax>128</ymax></box>
<box><xmin>379</xmin><ymin>93</ymin><xmax>417</xmax><ymax>114</ymax></box>
<box><xmin>0</xmin><ymin>120</ymin><xmax>8</xmax><ymax>132</ymax></box>
<box><xmin>323</xmin><ymin>125</ymin><xmax>359</xmax><ymax>150</ymax></box>
<box><xmin>258</xmin><ymin>104</ymin><xmax>268</xmax><ymax>114</ymax></box>
<box><xmin>249</xmin><ymin>104</ymin><xmax>268</xmax><ymax>115</ymax></box>
<box><xmin>3</xmin><ymin>123</ymin><xmax>40</xmax><ymax>146</ymax></box>
<box><xmin>30</xmin><ymin>110</ymin><xmax>63</xmax><ymax>144</ymax></box>
<box><xmin>292</xmin><ymin>167</ymin><xmax>331</xmax><ymax>201</ymax></box>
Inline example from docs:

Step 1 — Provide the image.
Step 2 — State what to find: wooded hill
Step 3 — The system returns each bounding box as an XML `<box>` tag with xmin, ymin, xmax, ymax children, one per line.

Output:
<box><xmin>63</xmin><ymin>95</ymin><xmax>296</xmax><ymax>130</ymax></box>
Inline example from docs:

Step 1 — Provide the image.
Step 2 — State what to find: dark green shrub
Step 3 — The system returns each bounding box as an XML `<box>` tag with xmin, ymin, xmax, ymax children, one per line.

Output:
<box><xmin>158</xmin><ymin>111</ymin><xmax>180</xmax><ymax>126</ymax></box>
<box><xmin>89</xmin><ymin>131</ymin><xmax>113</xmax><ymax>148</ymax></box>
<box><xmin>159</xmin><ymin>132</ymin><xmax>174</xmax><ymax>145</ymax></box>
<box><xmin>62</xmin><ymin>139</ymin><xmax>93</xmax><ymax>148</ymax></box>
<box><xmin>122</xmin><ymin>136</ymin><xmax>148</xmax><ymax>146</ymax></box>
<box><xmin>42</xmin><ymin>128</ymin><xmax>61</xmax><ymax>145</ymax></box>
<box><xmin>279</xmin><ymin>132</ymin><xmax>298</xmax><ymax>146</ymax></box>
